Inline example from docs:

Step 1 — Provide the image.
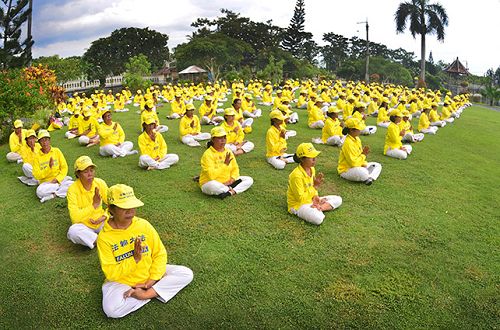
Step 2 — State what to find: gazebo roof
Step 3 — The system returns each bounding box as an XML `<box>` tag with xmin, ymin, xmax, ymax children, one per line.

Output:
<box><xmin>444</xmin><ymin>57</ymin><xmax>469</xmax><ymax>75</ymax></box>
<box><xmin>178</xmin><ymin>65</ymin><xmax>206</xmax><ymax>74</ymax></box>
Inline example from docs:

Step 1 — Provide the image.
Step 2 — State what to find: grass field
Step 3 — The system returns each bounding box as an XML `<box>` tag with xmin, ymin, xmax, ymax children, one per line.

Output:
<box><xmin>0</xmin><ymin>99</ymin><xmax>499</xmax><ymax>329</ymax></box>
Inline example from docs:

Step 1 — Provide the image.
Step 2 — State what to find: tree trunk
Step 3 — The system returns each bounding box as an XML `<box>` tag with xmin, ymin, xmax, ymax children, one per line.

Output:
<box><xmin>420</xmin><ymin>33</ymin><xmax>426</xmax><ymax>84</ymax></box>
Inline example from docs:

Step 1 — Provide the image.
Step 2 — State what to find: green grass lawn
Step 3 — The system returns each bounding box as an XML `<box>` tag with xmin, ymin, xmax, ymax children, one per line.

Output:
<box><xmin>0</xmin><ymin>99</ymin><xmax>499</xmax><ymax>328</ymax></box>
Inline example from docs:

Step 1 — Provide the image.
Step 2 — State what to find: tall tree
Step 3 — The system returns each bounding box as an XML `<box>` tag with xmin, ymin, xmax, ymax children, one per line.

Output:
<box><xmin>0</xmin><ymin>0</ymin><xmax>33</xmax><ymax>68</ymax></box>
<box><xmin>82</xmin><ymin>27</ymin><xmax>169</xmax><ymax>84</ymax></box>
<box><xmin>321</xmin><ymin>33</ymin><xmax>349</xmax><ymax>71</ymax></box>
<box><xmin>395</xmin><ymin>0</ymin><xmax>448</xmax><ymax>86</ymax></box>
<box><xmin>281</xmin><ymin>0</ymin><xmax>313</xmax><ymax>59</ymax></box>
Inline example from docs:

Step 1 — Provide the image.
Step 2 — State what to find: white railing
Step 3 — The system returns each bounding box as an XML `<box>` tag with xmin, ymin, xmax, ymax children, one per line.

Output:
<box><xmin>61</xmin><ymin>75</ymin><xmax>168</xmax><ymax>92</ymax></box>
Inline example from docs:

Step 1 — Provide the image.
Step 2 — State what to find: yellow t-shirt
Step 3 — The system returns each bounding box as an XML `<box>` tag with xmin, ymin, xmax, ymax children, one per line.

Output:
<box><xmin>98</xmin><ymin>122</ymin><xmax>125</xmax><ymax>146</ymax></box>
<box><xmin>384</xmin><ymin>122</ymin><xmax>403</xmax><ymax>154</ymax></box>
<box><xmin>97</xmin><ymin>216</ymin><xmax>167</xmax><ymax>286</ymax></box>
<box><xmin>179</xmin><ymin>115</ymin><xmax>201</xmax><ymax>137</ymax></box>
<box><xmin>79</xmin><ymin>117</ymin><xmax>99</xmax><ymax>137</ymax></box>
<box><xmin>9</xmin><ymin>130</ymin><xmax>26</xmax><ymax>153</ymax></box>
<box><xmin>308</xmin><ymin>105</ymin><xmax>325</xmax><ymax>125</ymax></box>
<box><xmin>220</xmin><ymin>121</ymin><xmax>244</xmax><ymax>144</ymax></box>
<box><xmin>287</xmin><ymin>165</ymin><xmax>317</xmax><ymax>212</ymax></box>
<box><xmin>321</xmin><ymin>117</ymin><xmax>342</xmax><ymax>142</ymax></box>
<box><xmin>19</xmin><ymin>144</ymin><xmax>41</xmax><ymax>165</ymax></box>
<box><xmin>199</xmin><ymin>146</ymin><xmax>240</xmax><ymax>186</ymax></box>
<box><xmin>266</xmin><ymin>125</ymin><xmax>287</xmax><ymax>158</ymax></box>
<box><xmin>418</xmin><ymin>112</ymin><xmax>430</xmax><ymax>131</ymax></box>
<box><xmin>67</xmin><ymin>178</ymin><xmax>108</xmax><ymax>229</ymax></box>
<box><xmin>138</xmin><ymin>131</ymin><xmax>167</xmax><ymax>159</ymax></box>
<box><xmin>32</xmin><ymin>147</ymin><xmax>68</xmax><ymax>183</ymax></box>
<box><xmin>337</xmin><ymin>135</ymin><xmax>367</xmax><ymax>174</ymax></box>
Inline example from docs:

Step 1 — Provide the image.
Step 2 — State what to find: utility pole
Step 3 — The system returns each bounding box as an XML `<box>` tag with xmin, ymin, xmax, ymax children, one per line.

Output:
<box><xmin>27</xmin><ymin>0</ymin><xmax>33</xmax><ymax>66</ymax></box>
<box><xmin>357</xmin><ymin>19</ymin><xmax>369</xmax><ymax>83</ymax></box>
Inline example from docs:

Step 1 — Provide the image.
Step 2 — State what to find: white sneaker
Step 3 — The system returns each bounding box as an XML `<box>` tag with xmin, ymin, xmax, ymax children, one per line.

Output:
<box><xmin>18</xmin><ymin>176</ymin><xmax>29</xmax><ymax>184</ymax></box>
<box><xmin>40</xmin><ymin>194</ymin><xmax>55</xmax><ymax>203</ymax></box>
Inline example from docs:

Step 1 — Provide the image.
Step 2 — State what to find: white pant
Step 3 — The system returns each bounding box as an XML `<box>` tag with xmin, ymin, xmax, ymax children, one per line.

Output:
<box><xmin>65</xmin><ymin>131</ymin><xmax>77</xmax><ymax>139</ymax></box>
<box><xmin>139</xmin><ymin>154</ymin><xmax>179</xmax><ymax>170</ymax></box>
<box><xmin>18</xmin><ymin>163</ymin><xmax>39</xmax><ymax>186</ymax></box>
<box><xmin>78</xmin><ymin>135</ymin><xmax>99</xmax><ymax>145</ymax></box>
<box><xmin>242</xmin><ymin>118</ymin><xmax>253</xmax><ymax>128</ymax></box>
<box><xmin>156</xmin><ymin>125</ymin><xmax>168</xmax><ymax>133</ymax></box>
<box><xmin>420</xmin><ymin>127</ymin><xmax>438</xmax><ymax>134</ymax></box>
<box><xmin>403</xmin><ymin>133</ymin><xmax>424</xmax><ymax>143</ymax></box>
<box><xmin>201</xmin><ymin>176</ymin><xmax>253</xmax><ymax>196</ymax></box>
<box><xmin>285</xmin><ymin>130</ymin><xmax>297</xmax><ymax>139</ymax></box>
<box><xmin>309</xmin><ymin>120</ymin><xmax>325</xmax><ymax>129</ymax></box>
<box><xmin>288</xmin><ymin>112</ymin><xmax>299</xmax><ymax>124</ymax></box>
<box><xmin>227</xmin><ymin>141</ymin><xmax>255</xmax><ymax>154</ymax></box>
<box><xmin>267</xmin><ymin>154</ymin><xmax>295</xmax><ymax>170</ymax></box>
<box><xmin>243</xmin><ymin>109</ymin><xmax>262</xmax><ymax>118</ymax></box>
<box><xmin>181</xmin><ymin>133</ymin><xmax>211</xmax><ymax>147</ymax></box>
<box><xmin>291</xmin><ymin>195</ymin><xmax>342</xmax><ymax>225</ymax></box>
<box><xmin>361</xmin><ymin>126</ymin><xmax>377</xmax><ymax>135</ymax></box>
<box><xmin>36</xmin><ymin>176</ymin><xmax>74</xmax><ymax>200</ymax></box>
<box><xmin>6</xmin><ymin>152</ymin><xmax>21</xmax><ymax>162</ymax></box>
<box><xmin>102</xmin><ymin>264</ymin><xmax>193</xmax><ymax>319</ymax></box>
<box><xmin>67</xmin><ymin>223</ymin><xmax>102</xmax><ymax>249</ymax></box>
<box><xmin>377</xmin><ymin>122</ymin><xmax>390</xmax><ymax>128</ymax></box>
<box><xmin>431</xmin><ymin>121</ymin><xmax>446</xmax><ymax>127</ymax></box>
<box><xmin>99</xmin><ymin>141</ymin><xmax>135</xmax><ymax>158</ymax></box>
<box><xmin>312</xmin><ymin>135</ymin><xmax>345</xmax><ymax>147</ymax></box>
<box><xmin>340</xmin><ymin>162</ymin><xmax>382</xmax><ymax>182</ymax></box>
<box><xmin>444</xmin><ymin>117</ymin><xmax>454</xmax><ymax>123</ymax></box>
<box><xmin>168</xmin><ymin>113</ymin><xmax>181</xmax><ymax>119</ymax></box>
<box><xmin>201</xmin><ymin>116</ymin><xmax>223</xmax><ymax>125</ymax></box>
<box><xmin>385</xmin><ymin>145</ymin><xmax>412</xmax><ymax>160</ymax></box>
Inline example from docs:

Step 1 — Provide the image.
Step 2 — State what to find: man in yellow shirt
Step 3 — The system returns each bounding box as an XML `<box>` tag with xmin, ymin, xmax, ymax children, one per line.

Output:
<box><xmin>266</xmin><ymin>110</ymin><xmax>295</xmax><ymax>170</ymax></box>
<box><xmin>308</xmin><ymin>98</ymin><xmax>326</xmax><ymax>129</ymax></box>
<box><xmin>33</xmin><ymin>130</ymin><xmax>74</xmax><ymax>202</ymax></box>
<box><xmin>384</xmin><ymin>110</ymin><xmax>412</xmax><ymax>160</ymax></box>
<box><xmin>287</xmin><ymin>143</ymin><xmax>342</xmax><ymax>225</ymax></box>
<box><xmin>220</xmin><ymin>108</ymin><xmax>255</xmax><ymax>155</ymax></box>
<box><xmin>242</xmin><ymin>93</ymin><xmax>262</xmax><ymax>118</ymax></box>
<box><xmin>312</xmin><ymin>107</ymin><xmax>345</xmax><ymax>146</ymax></box>
<box><xmin>199</xmin><ymin>126</ymin><xmax>253</xmax><ymax>198</ymax></box>
<box><xmin>67</xmin><ymin>156</ymin><xmax>108</xmax><ymax>249</ymax></box>
<box><xmin>418</xmin><ymin>107</ymin><xmax>438</xmax><ymax>134</ymax></box>
<box><xmin>199</xmin><ymin>96</ymin><xmax>223</xmax><ymax>125</ymax></box>
<box><xmin>65</xmin><ymin>109</ymin><xmax>82</xmax><ymax>139</ymax></box>
<box><xmin>98</xmin><ymin>110</ymin><xmax>137</xmax><ymax>158</ymax></box>
<box><xmin>7</xmin><ymin>119</ymin><xmax>26</xmax><ymax>162</ymax></box>
<box><xmin>167</xmin><ymin>94</ymin><xmax>186</xmax><ymax>119</ymax></box>
<box><xmin>78</xmin><ymin>109</ymin><xmax>100</xmax><ymax>147</ymax></box>
<box><xmin>138</xmin><ymin>116</ymin><xmax>179</xmax><ymax>170</ymax></box>
<box><xmin>179</xmin><ymin>104</ymin><xmax>211</xmax><ymax>147</ymax></box>
<box><xmin>97</xmin><ymin>184</ymin><xmax>193</xmax><ymax>318</ymax></box>
<box><xmin>18</xmin><ymin>129</ymin><xmax>41</xmax><ymax>186</ymax></box>
<box><xmin>337</xmin><ymin>119</ymin><xmax>382</xmax><ymax>185</ymax></box>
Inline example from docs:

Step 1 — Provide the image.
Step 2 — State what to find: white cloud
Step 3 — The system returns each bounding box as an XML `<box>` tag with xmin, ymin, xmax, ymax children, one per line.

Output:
<box><xmin>32</xmin><ymin>0</ymin><xmax>500</xmax><ymax>75</ymax></box>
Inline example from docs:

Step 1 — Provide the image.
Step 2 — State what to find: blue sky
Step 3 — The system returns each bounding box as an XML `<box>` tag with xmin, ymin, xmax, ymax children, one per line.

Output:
<box><xmin>31</xmin><ymin>0</ymin><xmax>500</xmax><ymax>75</ymax></box>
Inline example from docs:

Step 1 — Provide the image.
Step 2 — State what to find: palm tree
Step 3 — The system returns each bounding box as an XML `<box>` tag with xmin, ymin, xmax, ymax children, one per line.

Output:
<box><xmin>395</xmin><ymin>0</ymin><xmax>448</xmax><ymax>86</ymax></box>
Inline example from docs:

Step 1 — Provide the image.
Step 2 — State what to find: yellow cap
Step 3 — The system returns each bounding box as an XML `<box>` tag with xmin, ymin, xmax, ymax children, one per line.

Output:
<box><xmin>145</xmin><ymin>99</ymin><xmax>155</xmax><ymax>108</ymax></box>
<box><xmin>143</xmin><ymin>115</ymin><xmax>156</xmax><ymax>125</ymax></box>
<box><xmin>327</xmin><ymin>106</ymin><xmax>341</xmax><ymax>114</ymax></box>
<box><xmin>37</xmin><ymin>129</ymin><xmax>50</xmax><ymax>139</ymax></box>
<box><xmin>74</xmin><ymin>155</ymin><xmax>97</xmax><ymax>171</ymax></box>
<box><xmin>205</xmin><ymin>96</ymin><xmax>213</xmax><ymax>101</ymax></box>
<box><xmin>315</xmin><ymin>98</ymin><xmax>324</xmax><ymax>103</ymax></box>
<box><xmin>25</xmin><ymin>129</ymin><xmax>37</xmax><ymax>139</ymax></box>
<box><xmin>186</xmin><ymin>103</ymin><xmax>195</xmax><ymax>111</ymax></box>
<box><xmin>296</xmin><ymin>143</ymin><xmax>321</xmax><ymax>158</ymax></box>
<box><xmin>211</xmin><ymin>126</ymin><xmax>227</xmax><ymax>138</ymax></box>
<box><xmin>224</xmin><ymin>108</ymin><xmax>236</xmax><ymax>116</ymax></box>
<box><xmin>244</xmin><ymin>93</ymin><xmax>252</xmax><ymax>99</ymax></box>
<box><xmin>14</xmin><ymin>119</ymin><xmax>23</xmax><ymax>128</ymax></box>
<box><xmin>389</xmin><ymin>110</ymin><xmax>402</xmax><ymax>117</ymax></box>
<box><xmin>402</xmin><ymin>110</ymin><xmax>411</xmax><ymax>117</ymax></box>
<box><xmin>355</xmin><ymin>102</ymin><xmax>367</xmax><ymax>108</ymax></box>
<box><xmin>116</xmin><ymin>93</ymin><xmax>121</xmax><ymax>97</ymax></box>
<box><xmin>107</xmin><ymin>184</ymin><xmax>144</xmax><ymax>209</ymax></box>
<box><xmin>83</xmin><ymin>109</ymin><xmax>93</xmax><ymax>117</ymax></box>
<box><xmin>345</xmin><ymin>118</ymin><xmax>363</xmax><ymax>130</ymax></box>
<box><xmin>137</xmin><ymin>90</ymin><xmax>142</xmax><ymax>94</ymax></box>
<box><xmin>276</xmin><ymin>90</ymin><xmax>283</xmax><ymax>94</ymax></box>
<box><xmin>175</xmin><ymin>93</ymin><xmax>182</xmax><ymax>98</ymax></box>
<box><xmin>269</xmin><ymin>110</ymin><xmax>285</xmax><ymax>120</ymax></box>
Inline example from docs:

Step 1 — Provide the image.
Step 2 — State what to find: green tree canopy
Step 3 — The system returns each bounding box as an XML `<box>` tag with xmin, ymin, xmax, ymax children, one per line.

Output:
<box><xmin>395</xmin><ymin>0</ymin><xmax>449</xmax><ymax>85</ymax></box>
<box><xmin>123</xmin><ymin>54</ymin><xmax>152</xmax><ymax>92</ymax></box>
<box><xmin>33</xmin><ymin>55</ymin><xmax>85</xmax><ymax>82</ymax></box>
<box><xmin>82</xmin><ymin>27</ymin><xmax>169</xmax><ymax>84</ymax></box>
<box><xmin>0</xmin><ymin>0</ymin><xmax>33</xmax><ymax>68</ymax></box>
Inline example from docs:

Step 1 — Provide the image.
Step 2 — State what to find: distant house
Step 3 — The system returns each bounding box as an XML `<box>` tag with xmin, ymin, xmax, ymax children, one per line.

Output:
<box><xmin>178</xmin><ymin>65</ymin><xmax>207</xmax><ymax>82</ymax></box>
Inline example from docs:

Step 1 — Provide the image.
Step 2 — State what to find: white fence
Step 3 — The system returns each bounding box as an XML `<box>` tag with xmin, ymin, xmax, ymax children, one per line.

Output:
<box><xmin>61</xmin><ymin>75</ymin><xmax>167</xmax><ymax>92</ymax></box>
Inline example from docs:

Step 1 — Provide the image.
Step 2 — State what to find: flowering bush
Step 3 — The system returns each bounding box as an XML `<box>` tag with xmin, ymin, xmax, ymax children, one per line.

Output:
<box><xmin>0</xmin><ymin>64</ymin><xmax>63</xmax><ymax>141</ymax></box>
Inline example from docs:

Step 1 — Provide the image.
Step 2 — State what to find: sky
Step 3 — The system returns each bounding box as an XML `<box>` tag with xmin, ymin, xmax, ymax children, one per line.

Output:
<box><xmin>31</xmin><ymin>0</ymin><xmax>500</xmax><ymax>75</ymax></box>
